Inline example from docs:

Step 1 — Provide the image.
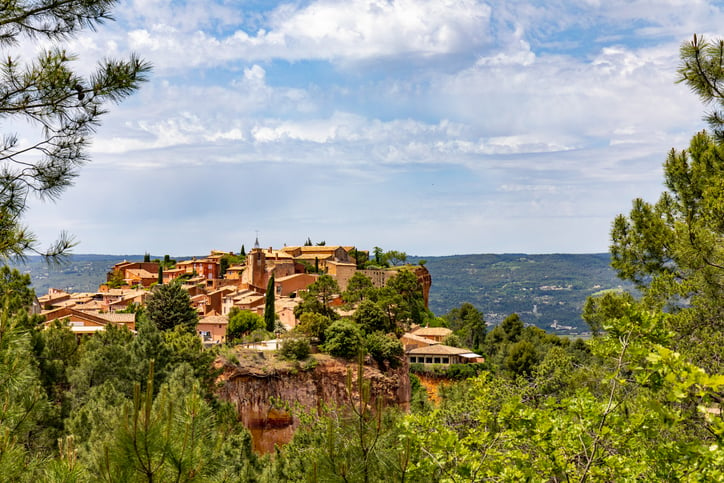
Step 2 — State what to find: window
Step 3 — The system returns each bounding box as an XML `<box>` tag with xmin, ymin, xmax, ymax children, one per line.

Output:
<box><xmin>442</xmin><ymin>357</ymin><xmax>449</xmax><ymax>364</ymax></box>
<box><xmin>434</xmin><ymin>357</ymin><xmax>441</xmax><ymax>364</ymax></box>
<box><xmin>409</xmin><ymin>356</ymin><xmax>416</xmax><ymax>363</ymax></box>
<box><xmin>425</xmin><ymin>357</ymin><xmax>432</xmax><ymax>363</ymax></box>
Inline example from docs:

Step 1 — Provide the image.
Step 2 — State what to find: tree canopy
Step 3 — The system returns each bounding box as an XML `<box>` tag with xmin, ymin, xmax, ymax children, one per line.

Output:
<box><xmin>145</xmin><ymin>281</ymin><xmax>198</xmax><ymax>333</ymax></box>
<box><xmin>610</xmin><ymin>36</ymin><xmax>724</xmax><ymax>370</ymax></box>
<box><xmin>0</xmin><ymin>0</ymin><xmax>150</xmax><ymax>261</ymax></box>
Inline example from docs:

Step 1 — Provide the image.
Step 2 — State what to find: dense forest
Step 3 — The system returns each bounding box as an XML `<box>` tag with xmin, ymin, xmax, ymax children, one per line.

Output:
<box><xmin>1</xmin><ymin>2</ymin><xmax>723</xmax><ymax>481</ymax></box>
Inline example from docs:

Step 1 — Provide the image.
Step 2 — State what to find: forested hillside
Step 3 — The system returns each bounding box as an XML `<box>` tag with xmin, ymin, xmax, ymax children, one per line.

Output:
<box><xmin>415</xmin><ymin>253</ymin><xmax>633</xmax><ymax>335</ymax></box>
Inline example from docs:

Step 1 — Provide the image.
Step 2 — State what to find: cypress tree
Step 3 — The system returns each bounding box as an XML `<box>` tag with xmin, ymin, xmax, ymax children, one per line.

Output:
<box><xmin>265</xmin><ymin>275</ymin><xmax>276</xmax><ymax>333</ymax></box>
<box><xmin>157</xmin><ymin>265</ymin><xmax>163</xmax><ymax>285</ymax></box>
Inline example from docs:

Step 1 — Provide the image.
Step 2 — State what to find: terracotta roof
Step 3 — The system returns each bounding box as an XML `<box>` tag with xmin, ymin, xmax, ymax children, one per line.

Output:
<box><xmin>295</xmin><ymin>253</ymin><xmax>333</xmax><ymax>261</ymax></box>
<box><xmin>200</xmin><ymin>315</ymin><xmax>228</xmax><ymax>325</ymax></box>
<box><xmin>326</xmin><ymin>260</ymin><xmax>356</xmax><ymax>267</ymax></box>
<box><xmin>407</xmin><ymin>344</ymin><xmax>473</xmax><ymax>356</ymax></box>
<box><xmin>125</xmin><ymin>268</ymin><xmax>156</xmax><ymax>279</ymax></box>
<box><xmin>275</xmin><ymin>273</ymin><xmax>316</xmax><ymax>282</ymax></box>
<box><xmin>298</xmin><ymin>245</ymin><xmax>342</xmax><ymax>252</ymax></box>
<box><xmin>74</xmin><ymin>300</ymin><xmax>105</xmax><ymax>310</ymax></box>
<box><xmin>96</xmin><ymin>313</ymin><xmax>136</xmax><ymax>323</ymax></box>
<box><xmin>402</xmin><ymin>333</ymin><xmax>440</xmax><ymax>346</ymax></box>
<box><xmin>412</xmin><ymin>327</ymin><xmax>453</xmax><ymax>337</ymax></box>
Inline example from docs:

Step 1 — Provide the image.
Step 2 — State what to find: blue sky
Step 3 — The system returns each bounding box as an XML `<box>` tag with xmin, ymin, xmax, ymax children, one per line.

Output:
<box><xmin>19</xmin><ymin>0</ymin><xmax>724</xmax><ymax>256</ymax></box>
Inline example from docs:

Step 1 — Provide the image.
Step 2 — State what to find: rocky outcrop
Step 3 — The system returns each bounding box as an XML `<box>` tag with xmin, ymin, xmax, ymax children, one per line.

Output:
<box><xmin>215</xmin><ymin>354</ymin><xmax>410</xmax><ymax>453</ymax></box>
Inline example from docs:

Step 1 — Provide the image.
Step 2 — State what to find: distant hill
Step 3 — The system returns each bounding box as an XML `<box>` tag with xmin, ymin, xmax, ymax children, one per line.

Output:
<box><xmin>10</xmin><ymin>254</ymin><xmax>145</xmax><ymax>294</ymax></box>
<box><xmin>410</xmin><ymin>253</ymin><xmax>633</xmax><ymax>336</ymax></box>
<box><xmin>11</xmin><ymin>253</ymin><xmax>632</xmax><ymax>336</ymax></box>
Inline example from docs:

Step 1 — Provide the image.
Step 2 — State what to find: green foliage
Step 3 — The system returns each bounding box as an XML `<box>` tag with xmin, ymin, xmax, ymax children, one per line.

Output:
<box><xmin>384</xmin><ymin>250</ymin><xmax>407</xmax><ymax>266</ymax></box>
<box><xmin>323</xmin><ymin>319</ymin><xmax>363</xmax><ymax>359</ymax></box>
<box><xmin>266</xmin><ymin>359</ymin><xmax>413</xmax><ymax>483</ymax></box>
<box><xmin>67</xmin><ymin>323</ymin><xmax>136</xmax><ymax>400</ymax></box>
<box><xmin>352</xmin><ymin>299</ymin><xmax>393</xmax><ymax>335</ymax></box>
<box><xmin>0</xmin><ymin>1</ymin><xmax>150</xmax><ymax>261</ymax></box>
<box><xmin>144</xmin><ymin>280</ymin><xmax>198</xmax><ymax>333</ymax></box>
<box><xmin>678</xmin><ymin>34</ymin><xmax>724</xmax><ymax>141</ymax></box>
<box><xmin>582</xmin><ymin>290</ymin><xmax>636</xmax><ymax>335</ymax></box>
<box><xmin>385</xmin><ymin>269</ymin><xmax>429</xmax><ymax>328</ymax></box>
<box><xmin>265</xmin><ymin>275</ymin><xmax>276</xmax><ymax>332</ymax></box>
<box><xmin>348</xmin><ymin>248</ymin><xmax>369</xmax><ymax>269</ymax></box>
<box><xmin>279</xmin><ymin>337</ymin><xmax>312</xmax><ymax>361</ymax></box>
<box><xmin>444</xmin><ymin>302</ymin><xmax>486</xmax><ymax>351</ymax></box>
<box><xmin>106</xmin><ymin>270</ymin><xmax>125</xmax><ymax>289</ymax></box>
<box><xmin>499</xmin><ymin>312</ymin><xmax>523</xmax><ymax>342</ymax></box>
<box><xmin>294</xmin><ymin>274</ymin><xmax>340</xmax><ymax>319</ymax></box>
<box><xmin>404</xmin><ymin>301</ymin><xmax>724</xmax><ymax>480</ymax></box>
<box><xmin>504</xmin><ymin>340</ymin><xmax>538</xmax><ymax>375</ymax></box>
<box><xmin>364</xmin><ymin>331</ymin><xmax>403</xmax><ymax>369</ymax></box>
<box><xmin>220</xmin><ymin>252</ymin><xmax>244</xmax><ymax>278</ymax></box>
<box><xmin>227</xmin><ymin>308</ymin><xmax>265</xmax><ymax>343</ymax></box>
<box><xmin>342</xmin><ymin>272</ymin><xmax>374</xmax><ymax>305</ymax></box>
<box><xmin>0</xmin><ymin>266</ymin><xmax>35</xmax><ymax>317</ymax></box>
<box><xmin>609</xmin><ymin>98</ymin><xmax>724</xmax><ymax>370</ymax></box>
<box><xmin>93</xmin><ymin>363</ymin><xmax>241</xmax><ymax>482</ymax></box>
<box><xmin>163</xmin><ymin>327</ymin><xmax>217</xmax><ymax>394</ymax></box>
<box><xmin>412</xmin><ymin>252</ymin><xmax>632</xmax><ymax>334</ymax></box>
<box><xmin>0</xmin><ymin>313</ymin><xmax>50</xmax><ymax>467</ymax></box>
<box><xmin>372</xmin><ymin>246</ymin><xmax>387</xmax><ymax>266</ymax></box>
<box><xmin>295</xmin><ymin>312</ymin><xmax>332</xmax><ymax>343</ymax></box>
<box><xmin>408</xmin><ymin>373</ymin><xmax>432</xmax><ymax>414</ymax></box>
<box><xmin>409</xmin><ymin>362</ymin><xmax>487</xmax><ymax>380</ymax></box>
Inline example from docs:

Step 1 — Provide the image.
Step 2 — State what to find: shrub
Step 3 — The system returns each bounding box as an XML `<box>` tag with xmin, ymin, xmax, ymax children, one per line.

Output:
<box><xmin>365</xmin><ymin>332</ymin><xmax>403</xmax><ymax>369</ymax></box>
<box><xmin>322</xmin><ymin>319</ymin><xmax>363</xmax><ymax>359</ymax></box>
<box><xmin>279</xmin><ymin>338</ymin><xmax>311</xmax><ymax>361</ymax></box>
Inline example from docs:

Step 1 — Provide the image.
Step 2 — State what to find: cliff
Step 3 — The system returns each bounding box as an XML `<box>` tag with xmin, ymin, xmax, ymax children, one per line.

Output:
<box><xmin>215</xmin><ymin>351</ymin><xmax>411</xmax><ymax>453</ymax></box>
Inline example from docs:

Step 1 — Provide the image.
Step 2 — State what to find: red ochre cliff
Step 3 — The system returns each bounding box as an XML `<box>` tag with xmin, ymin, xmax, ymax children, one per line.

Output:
<box><xmin>214</xmin><ymin>351</ymin><xmax>411</xmax><ymax>454</ymax></box>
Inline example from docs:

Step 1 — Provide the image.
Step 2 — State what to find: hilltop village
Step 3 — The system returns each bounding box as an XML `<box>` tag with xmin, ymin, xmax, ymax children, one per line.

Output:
<box><xmin>36</xmin><ymin>241</ymin><xmax>485</xmax><ymax>366</ymax></box>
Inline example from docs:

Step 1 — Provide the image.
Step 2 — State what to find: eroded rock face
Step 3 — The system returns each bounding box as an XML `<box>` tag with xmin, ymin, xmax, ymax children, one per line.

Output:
<box><xmin>215</xmin><ymin>355</ymin><xmax>410</xmax><ymax>453</ymax></box>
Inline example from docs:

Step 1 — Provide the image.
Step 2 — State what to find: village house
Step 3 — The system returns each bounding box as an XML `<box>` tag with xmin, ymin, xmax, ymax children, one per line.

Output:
<box><xmin>45</xmin><ymin>243</ymin><xmax>432</xmax><ymax>345</ymax></box>
<box><xmin>401</xmin><ymin>332</ymin><xmax>441</xmax><ymax>352</ymax></box>
<box><xmin>197</xmin><ymin>314</ymin><xmax>228</xmax><ymax>344</ymax></box>
<box><xmin>43</xmin><ymin>307</ymin><xmax>136</xmax><ymax>334</ymax></box>
<box><xmin>410</xmin><ymin>326</ymin><xmax>452</xmax><ymax>343</ymax></box>
<box><xmin>407</xmin><ymin>344</ymin><xmax>483</xmax><ymax>365</ymax></box>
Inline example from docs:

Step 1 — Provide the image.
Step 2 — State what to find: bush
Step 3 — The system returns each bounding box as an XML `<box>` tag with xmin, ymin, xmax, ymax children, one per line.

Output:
<box><xmin>409</xmin><ymin>362</ymin><xmax>487</xmax><ymax>380</ymax></box>
<box><xmin>322</xmin><ymin>319</ymin><xmax>363</xmax><ymax>359</ymax></box>
<box><xmin>365</xmin><ymin>332</ymin><xmax>403</xmax><ymax>369</ymax></box>
<box><xmin>227</xmin><ymin>309</ymin><xmax>265</xmax><ymax>344</ymax></box>
<box><xmin>279</xmin><ymin>338</ymin><xmax>311</xmax><ymax>361</ymax></box>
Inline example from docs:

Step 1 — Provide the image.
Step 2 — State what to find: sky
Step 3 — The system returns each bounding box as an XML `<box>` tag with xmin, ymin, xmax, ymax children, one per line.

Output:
<box><xmin>15</xmin><ymin>0</ymin><xmax>724</xmax><ymax>257</ymax></box>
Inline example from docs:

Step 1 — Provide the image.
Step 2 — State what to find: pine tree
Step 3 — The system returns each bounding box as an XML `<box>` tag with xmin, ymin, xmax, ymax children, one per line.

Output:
<box><xmin>0</xmin><ymin>1</ymin><xmax>150</xmax><ymax>261</ymax></box>
<box><xmin>145</xmin><ymin>281</ymin><xmax>198</xmax><ymax>333</ymax></box>
<box><xmin>265</xmin><ymin>275</ymin><xmax>275</xmax><ymax>333</ymax></box>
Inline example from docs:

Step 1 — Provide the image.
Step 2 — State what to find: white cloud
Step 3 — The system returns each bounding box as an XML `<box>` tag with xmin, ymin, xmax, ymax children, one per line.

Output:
<box><xmin>18</xmin><ymin>0</ymin><xmax>724</xmax><ymax>257</ymax></box>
